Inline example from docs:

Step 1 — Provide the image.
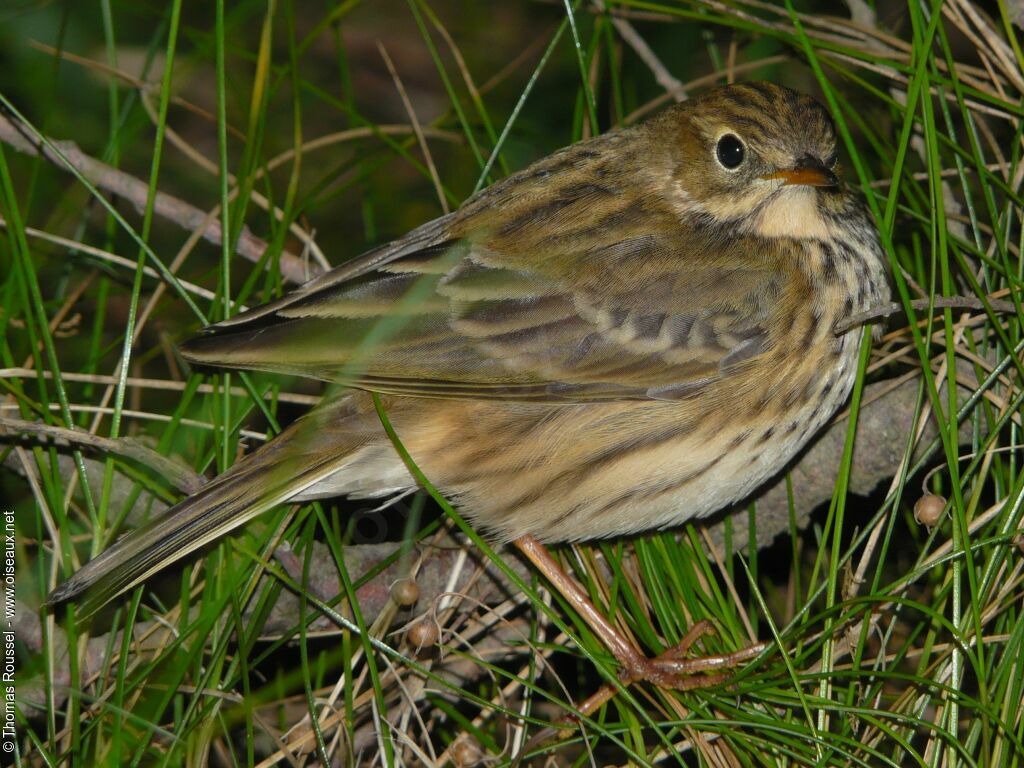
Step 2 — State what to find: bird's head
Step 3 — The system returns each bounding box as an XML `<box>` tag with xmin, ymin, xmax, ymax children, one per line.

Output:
<box><xmin>660</xmin><ymin>81</ymin><xmax>845</xmax><ymax>239</ymax></box>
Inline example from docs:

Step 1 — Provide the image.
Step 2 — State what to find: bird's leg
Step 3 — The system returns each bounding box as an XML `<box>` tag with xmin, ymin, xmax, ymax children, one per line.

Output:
<box><xmin>513</xmin><ymin>534</ymin><xmax>768</xmax><ymax>692</ymax></box>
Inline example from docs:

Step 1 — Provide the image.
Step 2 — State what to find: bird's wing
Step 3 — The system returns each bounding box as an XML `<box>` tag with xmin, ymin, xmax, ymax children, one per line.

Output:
<box><xmin>182</xmin><ymin>149</ymin><xmax>792</xmax><ymax>402</ymax></box>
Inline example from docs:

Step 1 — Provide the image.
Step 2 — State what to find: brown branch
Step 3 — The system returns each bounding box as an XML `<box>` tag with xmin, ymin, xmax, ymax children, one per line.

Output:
<box><xmin>836</xmin><ymin>296</ymin><xmax>1022</xmax><ymax>334</ymax></box>
<box><xmin>0</xmin><ymin>416</ymin><xmax>204</xmax><ymax>494</ymax></box>
<box><xmin>0</xmin><ymin>112</ymin><xmax>316</xmax><ymax>284</ymax></box>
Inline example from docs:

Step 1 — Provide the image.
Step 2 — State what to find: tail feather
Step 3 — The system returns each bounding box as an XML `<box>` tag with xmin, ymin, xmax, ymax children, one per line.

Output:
<box><xmin>47</xmin><ymin>397</ymin><xmax>394</xmax><ymax>617</ymax></box>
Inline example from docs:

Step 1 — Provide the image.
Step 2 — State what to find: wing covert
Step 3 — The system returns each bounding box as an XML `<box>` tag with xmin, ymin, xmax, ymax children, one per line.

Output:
<box><xmin>181</xmin><ymin>138</ymin><xmax>789</xmax><ymax>402</ymax></box>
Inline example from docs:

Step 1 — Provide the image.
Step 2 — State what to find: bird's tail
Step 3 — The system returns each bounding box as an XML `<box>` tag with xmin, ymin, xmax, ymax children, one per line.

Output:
<box><xmin>47</xmin><ymin>396</ymin><xmax>403</xmax><ymax>617</ymax></box>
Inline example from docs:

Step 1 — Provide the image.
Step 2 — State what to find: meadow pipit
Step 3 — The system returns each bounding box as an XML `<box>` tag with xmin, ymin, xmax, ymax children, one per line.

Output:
<box><xmin>50</xmin><ymin>81</ymin><xmax>890</xmax><ymax>688</ymax></box>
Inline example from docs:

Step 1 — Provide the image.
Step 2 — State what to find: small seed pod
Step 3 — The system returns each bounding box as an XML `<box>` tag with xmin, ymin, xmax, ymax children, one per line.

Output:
<box><xmin>914</xmin><ymin>494</ymin><xmax>946</xmax><ymax>527</ymax></box>
<box><xmin>407</xmin><ymin>619</ymin><xmax>440</xmax><ymax>649</ymax></box>
<box><xmin>452</xmin><ymin>738</ymin><xmax>482</xmax><ymax>767</ymax></box>
<box><xmin>390</xmin><ymin>577</ymin><xmax>420</xmax><ymax>607</ymax></box>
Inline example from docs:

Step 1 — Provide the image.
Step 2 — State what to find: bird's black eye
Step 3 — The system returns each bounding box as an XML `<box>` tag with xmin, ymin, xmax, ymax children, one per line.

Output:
<box><xmin>715</xmin><ymin>133</ymin><xmax>745</xmax><ymax>170</ymax></box>
<box><xmin>824</xmin><ymin>149</ymin><xmax>839</xmax><ymax>168</ymax></box>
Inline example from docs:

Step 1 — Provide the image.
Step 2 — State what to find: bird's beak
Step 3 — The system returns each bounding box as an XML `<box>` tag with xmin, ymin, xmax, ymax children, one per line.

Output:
<box><xmin>763</xmin><ymin>155</ymin><xmax>838</xmax><ymax>188</ymax></box>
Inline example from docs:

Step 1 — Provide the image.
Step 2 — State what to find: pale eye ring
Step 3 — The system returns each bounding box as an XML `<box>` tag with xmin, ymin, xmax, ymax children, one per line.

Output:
<box><xmin>715</xmin><ymin>133</ymin><xmax>746</xmax><ymax>170</ymax></box>
<box><xmin>824</xmin><ymin>149</ymin><xmax>839</xmax><ymax>168</ymax></box>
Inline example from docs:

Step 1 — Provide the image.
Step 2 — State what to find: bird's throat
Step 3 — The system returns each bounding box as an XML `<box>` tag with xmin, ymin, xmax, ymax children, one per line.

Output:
<box><xmin>752</xmin><ymin>188</ymin><xmax>830</xmax><ymax>241</ymax></box>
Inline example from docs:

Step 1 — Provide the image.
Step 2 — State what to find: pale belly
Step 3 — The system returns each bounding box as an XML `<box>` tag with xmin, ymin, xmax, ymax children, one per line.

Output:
<box><xmin>373</xmin><ymin>330</ymin><xmax>862</xmax><ymax>542</ymax></box>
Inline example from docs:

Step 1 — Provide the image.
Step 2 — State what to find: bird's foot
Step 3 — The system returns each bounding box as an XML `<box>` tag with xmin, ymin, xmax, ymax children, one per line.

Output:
<box><xmin>617</xmin><ymin>619</ymin><xmax>769</xmax><ymax>689</ymax></box>
<box><xmin>574</xmin><ymin>620</ymin><xmax>768</xmax><ymax>721</ymax></box>
<box><xmin>526</xmin><ymin>622</ymin><xmax>769</xmax><ymax>750</ymax></box>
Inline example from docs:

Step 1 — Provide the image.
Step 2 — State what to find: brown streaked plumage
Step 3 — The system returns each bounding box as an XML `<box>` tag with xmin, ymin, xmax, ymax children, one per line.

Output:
<box><xmin>49</xmin><ymin>83</ymin><xmax>890</xmax><ymax>679</ymax></box>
